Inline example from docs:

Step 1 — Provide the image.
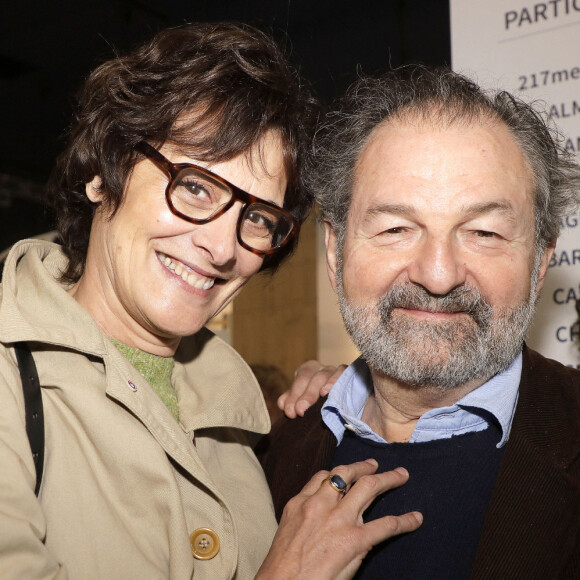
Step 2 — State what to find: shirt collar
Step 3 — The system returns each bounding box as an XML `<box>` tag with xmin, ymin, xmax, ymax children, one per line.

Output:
<box><xmin>322</xmin><ymin>354</ymin><xmax>522</xmax><ymax>448</ymax></box>
<box><xmin>456</xmin><ymin>354</ymin><xmax>521</xmax><ymax>446</ymax></box>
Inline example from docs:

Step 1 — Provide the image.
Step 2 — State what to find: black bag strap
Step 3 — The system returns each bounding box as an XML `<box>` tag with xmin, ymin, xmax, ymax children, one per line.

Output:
<box><xmin>14</xmin><ymin>343</ymin><xmax>44</xmax><ymax>496</ymax></box>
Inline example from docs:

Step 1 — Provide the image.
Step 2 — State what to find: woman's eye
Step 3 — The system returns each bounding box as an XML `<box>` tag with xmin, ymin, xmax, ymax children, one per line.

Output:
<box><xmin>246</xmin><ymin>211</ymin><xmax>273</xmax><ymax>230</ymax></box>
<box><xmin>183</xmin><ymin>181</ymin><xmax>210</xmax><ymax>199</ymax></box>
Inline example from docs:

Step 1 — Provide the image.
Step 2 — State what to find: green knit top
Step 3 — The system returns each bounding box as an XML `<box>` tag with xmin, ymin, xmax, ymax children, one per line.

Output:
<box><xmin>111</xmin><ymin>339</ymin><xmax>179</xmax><ymax>422</ymax></box>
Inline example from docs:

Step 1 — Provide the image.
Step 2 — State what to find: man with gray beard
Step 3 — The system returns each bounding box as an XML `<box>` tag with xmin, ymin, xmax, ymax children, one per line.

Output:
<box><xmin>259</xmin><ymin>67</ymin><xmax>580</xmax><ymax>580</ymax></box>
<box><xmin>340</xmin><ymin>279</ymin><xmax>537</xmax><ymax>391</ymax></box>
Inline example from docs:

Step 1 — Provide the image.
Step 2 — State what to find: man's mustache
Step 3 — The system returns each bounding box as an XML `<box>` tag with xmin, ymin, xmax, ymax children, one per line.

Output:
<box><xmin>378</xmin><ymin>284</ymin><xmax>493</xmax><ymax>327</ymax></box>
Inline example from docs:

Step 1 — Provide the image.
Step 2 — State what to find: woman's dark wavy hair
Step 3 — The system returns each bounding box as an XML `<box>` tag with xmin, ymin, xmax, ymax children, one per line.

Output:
<box><xmin>47</xmin><ymin>22</ymin><xmax>318</xmax><ymax>282</ymax></box>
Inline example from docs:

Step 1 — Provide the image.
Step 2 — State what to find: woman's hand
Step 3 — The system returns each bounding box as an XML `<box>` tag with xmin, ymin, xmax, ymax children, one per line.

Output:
<box><xmin>278</xmin><ymin>360</ymin><xmax>347</xmax><ymax>418</ymax></box>
<box><xmin>256</xmin><ymin>460</ymin><xmax>422</xmax><ymax>580</ymax></box>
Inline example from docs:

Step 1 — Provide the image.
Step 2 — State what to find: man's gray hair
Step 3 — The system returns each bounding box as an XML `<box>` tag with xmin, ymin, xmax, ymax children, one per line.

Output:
<box><xmin>309</xmin><ymin>66</ymin><xmax>580</xmax><ymax>251</ymax></box>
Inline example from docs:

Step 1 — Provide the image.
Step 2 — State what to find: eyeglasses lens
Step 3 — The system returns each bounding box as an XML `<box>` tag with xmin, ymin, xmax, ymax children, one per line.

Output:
<box><xmin>169</xmin><ymin>168</ymin><xmax>292</xmax><ymax>252</ymax></box>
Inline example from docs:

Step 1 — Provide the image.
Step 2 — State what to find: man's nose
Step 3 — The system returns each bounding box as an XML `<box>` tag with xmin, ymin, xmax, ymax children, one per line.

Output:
<box><xmin>407</xmin><ymin>236</ymin><xmax>466</xmax><ymax>296</ymax></box>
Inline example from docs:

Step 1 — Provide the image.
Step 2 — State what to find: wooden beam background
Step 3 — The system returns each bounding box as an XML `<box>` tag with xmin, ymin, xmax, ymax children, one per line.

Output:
<box><xmin>233</xmin><ymin>215</ymin><xmax>318</xmax><ymax>383</ymax></box>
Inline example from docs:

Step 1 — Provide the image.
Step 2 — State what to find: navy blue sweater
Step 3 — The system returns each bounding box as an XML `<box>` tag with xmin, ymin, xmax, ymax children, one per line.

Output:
<box><xmin>332</xmin><ymin>424</ymin><xmax>504</xmax><ymax>579</ymax></box>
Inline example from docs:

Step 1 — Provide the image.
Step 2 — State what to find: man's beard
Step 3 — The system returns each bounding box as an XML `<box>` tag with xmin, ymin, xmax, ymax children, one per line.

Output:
<box><xmin>337</xmin><ymin>265</ymin><xmax>540</xmax><ymax>390</ymax></box>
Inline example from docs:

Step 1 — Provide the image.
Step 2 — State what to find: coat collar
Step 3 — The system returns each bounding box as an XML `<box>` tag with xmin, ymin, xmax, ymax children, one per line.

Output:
<box><xmin>0</xmin><ymin>239</ymin><xmax>106</xmax><ymax>355</ymax></box>
<box><xmin>0</xmin><ymin>239</ymin><xmax>270</xmax><ymax>436</ymax></box>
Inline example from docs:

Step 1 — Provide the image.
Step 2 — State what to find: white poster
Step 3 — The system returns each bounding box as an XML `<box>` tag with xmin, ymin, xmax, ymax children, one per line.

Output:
<box><xmin>450</xmin><ymin>0</ymin><xmax>580</xmax><ymax>368</ymax></box>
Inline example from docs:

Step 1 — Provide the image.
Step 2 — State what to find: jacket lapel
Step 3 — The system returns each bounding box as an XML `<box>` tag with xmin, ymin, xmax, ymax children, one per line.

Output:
<box><xmin>258</xmin><ymin>397</ymin><xmax>336</xmax><ymax>521</ymax></box>
<box><xmin>471</xmin><ymin>347</ymin><xmax>580</xmax><ymax>578</ymax></box>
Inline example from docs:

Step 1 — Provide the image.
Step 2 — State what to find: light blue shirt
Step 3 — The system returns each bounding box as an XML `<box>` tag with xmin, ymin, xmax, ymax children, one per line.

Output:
<box><xmin>321</xmin><ymin>353</ymin><xmax>522</xmax><ymax>448</ymax></box>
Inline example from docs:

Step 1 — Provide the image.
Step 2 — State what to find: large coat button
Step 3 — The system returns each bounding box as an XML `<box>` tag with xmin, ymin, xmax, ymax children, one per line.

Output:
<box><xmin>190</xmin><ymin>528</ymin><xmax>220</xmax><ymax>560</ymax></box>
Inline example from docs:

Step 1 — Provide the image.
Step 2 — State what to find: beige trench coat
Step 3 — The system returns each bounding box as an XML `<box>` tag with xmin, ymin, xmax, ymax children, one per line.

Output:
<box><xmin>0</xmin><ymin>240</ymin><xmax>277</xmax><ymax>579</ymax></box>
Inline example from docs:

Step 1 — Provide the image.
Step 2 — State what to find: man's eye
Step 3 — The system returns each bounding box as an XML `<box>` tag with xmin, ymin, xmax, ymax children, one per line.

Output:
<box><xmin>474</xmin><ymin>230</ymin><xmax>497</xmax><ymax>238</ymax></box>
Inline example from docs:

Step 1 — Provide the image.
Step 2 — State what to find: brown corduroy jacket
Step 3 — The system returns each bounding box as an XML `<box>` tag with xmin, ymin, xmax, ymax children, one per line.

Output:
<box><xmin>258</xmin><ymin>346</ymin><xmax>580</xmax><ymax>579</ymax></box>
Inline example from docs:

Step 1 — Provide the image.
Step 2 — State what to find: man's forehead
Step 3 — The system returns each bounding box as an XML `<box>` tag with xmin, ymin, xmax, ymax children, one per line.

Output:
<box><xmin>352</xmin><ymin>114</ymin><xmax>533</xmax><ymax>199</ymax></box>
<box><xmin>360</xmin><ymin>110</ymin><xmax>509</xmax><ymax>155</ymax></box>
<box><xmin>344</xmin><ymin>116</ymin><xmax>538</xmax><ymax>240</ymax></box>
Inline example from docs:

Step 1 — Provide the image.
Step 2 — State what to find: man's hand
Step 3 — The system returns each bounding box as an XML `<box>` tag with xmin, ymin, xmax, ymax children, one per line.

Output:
<box><xmin>256</xmin><ymin>460</ymin><xmax>422</xmax><ymax>580</ymax></box>
<box><xmin>277</xmin><ymin>360</ymin><xmax>347</xmax><ymax>418</ymax></box>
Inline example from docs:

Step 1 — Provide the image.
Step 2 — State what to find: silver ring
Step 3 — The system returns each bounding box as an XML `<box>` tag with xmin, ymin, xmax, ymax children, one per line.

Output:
<box><xmin>324</xmin><ymin>474</ymin><xmax>347</xmax><ymax>495</ymax></box>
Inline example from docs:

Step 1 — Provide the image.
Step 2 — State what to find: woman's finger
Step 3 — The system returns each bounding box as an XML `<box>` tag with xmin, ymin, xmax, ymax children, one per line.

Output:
<box><xmin>361</xmin><ymin>510</ymin><xmax>423</xmax><ymax>547</ymax></box>
<box><xmin>298</xmin><ymin>459</ymin><xmax>379</xmax><ymax>499</ymax></box>
<box><xmin>339</xmin><ymin>466</ymin><xmax>412</xmax><ymax>514</ymax></box>
<box><xmin>277</xmin><ymin>360</ymin><xmax>322</xmax><ymax>418</ymax></box>
<box><xmin>278</xmin><ymin>360</ymin><xmax>347</xmax><ymax>418</ymax></box>
<box><xmin>259</xmin><ymin>462</ymin><xmax>422</xmax><ymax>580</ymax></box>
<box><xmin>318</xmin><ymin>364</ymin><xmax>347</xmax><ymax>397</ymax></box>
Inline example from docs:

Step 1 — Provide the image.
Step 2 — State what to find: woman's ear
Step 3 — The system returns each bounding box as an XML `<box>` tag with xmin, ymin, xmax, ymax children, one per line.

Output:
<box><xmin>85</xmin><ymin>175</ymin><xmax>104</xmax><ymax>203</ymax></box>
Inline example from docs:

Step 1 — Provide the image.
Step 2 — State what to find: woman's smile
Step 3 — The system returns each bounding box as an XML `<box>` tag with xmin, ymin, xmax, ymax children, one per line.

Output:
<box><xmin>157</xmin><ymin>251</ymin><xmax>216</xmax><ymax>290</ymax></box>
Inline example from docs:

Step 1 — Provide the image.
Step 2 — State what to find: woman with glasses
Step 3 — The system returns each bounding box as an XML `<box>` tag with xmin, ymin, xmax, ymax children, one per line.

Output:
<box><xmin>0</xmin><ymin>22</ymin><xmax>420</xmax><ymax>579</ymax></box>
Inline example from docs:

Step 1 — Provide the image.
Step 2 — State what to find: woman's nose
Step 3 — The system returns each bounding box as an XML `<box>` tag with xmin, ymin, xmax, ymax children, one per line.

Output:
<box><xmin>192</xmin><ymin>203</ymin><xmax>242</xmax><ymax>266</ymax></box>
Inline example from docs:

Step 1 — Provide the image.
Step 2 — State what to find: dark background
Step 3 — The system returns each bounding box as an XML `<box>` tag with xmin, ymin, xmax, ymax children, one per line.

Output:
<box><xmin>0</xmin><ymin>0</ymin><xmax>450</xmax><ymax>250</ymax></box>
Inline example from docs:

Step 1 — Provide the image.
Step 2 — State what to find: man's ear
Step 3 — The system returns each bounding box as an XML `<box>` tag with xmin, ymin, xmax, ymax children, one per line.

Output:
<box><xmin>324</xmin><ymin>221</ymin><xmax>339</xmax><ymax>294</ymax></box>
<box><xmin>535</xmin><ymin>240</ymin><xmax>556</xmax><ymax>294</ymax></box>
<box><xmin>85</xmin><ymin>175</ymin><xmax>104</xmax><ymax>203</ymax></box>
